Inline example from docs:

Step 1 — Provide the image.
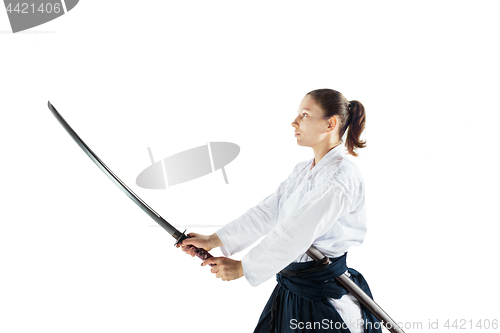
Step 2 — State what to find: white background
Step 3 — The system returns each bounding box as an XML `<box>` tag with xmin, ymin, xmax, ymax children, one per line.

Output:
<box><xmin>1</xmin><ymin>1</ymin><xmax>499</xmax><ymax>332</ymax></box>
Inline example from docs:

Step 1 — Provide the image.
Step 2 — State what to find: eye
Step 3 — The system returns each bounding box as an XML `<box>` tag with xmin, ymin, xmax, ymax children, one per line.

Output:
<box><xmin>302</xmin><ymin>113</ymin><xmax>308</xmax><ymax>117</ymax></box>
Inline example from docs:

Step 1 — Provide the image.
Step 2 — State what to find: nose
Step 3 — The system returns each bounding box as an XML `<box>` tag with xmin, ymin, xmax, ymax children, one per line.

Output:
<box><xmin>291</xmin><ymin>116</ymin><xmax>299</xmax><ymax>128</ymax></box>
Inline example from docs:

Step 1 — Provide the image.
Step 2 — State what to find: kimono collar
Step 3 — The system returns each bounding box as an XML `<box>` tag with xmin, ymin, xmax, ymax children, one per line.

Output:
<box><xmin>309</xmin><ymin>143</ymin><xmax>344</xmax><ymax>171</ymax></box>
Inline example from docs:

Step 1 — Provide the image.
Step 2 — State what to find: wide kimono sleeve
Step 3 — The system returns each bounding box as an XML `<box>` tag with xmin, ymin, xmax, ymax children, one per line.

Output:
<box><xmin>215</xmin><ymin>163</ymin><xmax>303</xmax><ymax>257</ymax></box>
<box><xmin>242</xmin><ymin>178</ymin><xmax>353</xmax><ymax>287</ymax></box>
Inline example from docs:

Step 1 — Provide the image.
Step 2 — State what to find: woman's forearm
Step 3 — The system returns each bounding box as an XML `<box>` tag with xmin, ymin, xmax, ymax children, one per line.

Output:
<box><xmin>209</xmin><ymin>233</ymin><xmax>224</xmax><ymax>249</ymax></box>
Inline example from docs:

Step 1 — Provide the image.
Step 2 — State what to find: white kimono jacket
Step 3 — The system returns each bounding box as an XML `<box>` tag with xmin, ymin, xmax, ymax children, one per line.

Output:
<box><xmin>216</xmin><ymin>144</ymin><xmax>367</xmax><ymax>287</ymax></box>
<box><xmin>216</xmin><ymin>144</ymin><xmax>367</xmax><ymax>332</ymax></box>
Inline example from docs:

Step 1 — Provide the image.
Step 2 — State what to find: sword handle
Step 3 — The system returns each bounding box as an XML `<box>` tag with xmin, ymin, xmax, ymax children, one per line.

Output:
<box><xmin>175</xmin><ymin>231</ymin><xmax>215</xmax><ymax>266</ymax></box>
<box><xmin>188</xmin><ymin>244</ymin><xmax>214</xmax><ymax>262</ymax></box>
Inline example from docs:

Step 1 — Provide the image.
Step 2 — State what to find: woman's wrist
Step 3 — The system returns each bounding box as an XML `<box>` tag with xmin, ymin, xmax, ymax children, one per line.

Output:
<box><xmin>209</xmin><ymin>233</ymin><xmax>223</xmax><ymax>249</ymax></box>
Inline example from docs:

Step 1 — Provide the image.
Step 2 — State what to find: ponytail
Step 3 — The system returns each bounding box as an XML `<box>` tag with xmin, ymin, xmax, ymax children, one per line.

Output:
<box><xmin>345</xmin><ymin>100</ymin><xmax>366</xmax><ymax>156</ymax></box>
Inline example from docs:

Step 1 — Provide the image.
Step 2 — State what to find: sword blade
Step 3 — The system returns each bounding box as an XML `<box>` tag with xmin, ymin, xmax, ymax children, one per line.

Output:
<box><xmin>47</xmin><ymin>101</ymin><xmax>184</xmax><ymax>242</ymax></box>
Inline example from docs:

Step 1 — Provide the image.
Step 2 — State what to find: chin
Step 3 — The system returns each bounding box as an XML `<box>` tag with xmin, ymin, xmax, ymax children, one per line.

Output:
<box><xmin>295</xmin><ymin>140</ymin><xmax>308</xmax><ymax>147</ymax></box>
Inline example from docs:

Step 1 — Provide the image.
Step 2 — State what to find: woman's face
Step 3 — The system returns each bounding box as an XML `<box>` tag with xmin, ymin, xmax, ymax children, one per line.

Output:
<box><xmin>292</xmin><ymin>95</ymin><xmax>332</xmax><ymax>147</ymax></box>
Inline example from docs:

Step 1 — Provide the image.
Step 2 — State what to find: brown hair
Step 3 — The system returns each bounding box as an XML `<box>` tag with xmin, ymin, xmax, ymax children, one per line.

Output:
<box><xmin>306</xmin><ymin>88</ymin><xmax>366</xmax><ymax>156</ymax></box>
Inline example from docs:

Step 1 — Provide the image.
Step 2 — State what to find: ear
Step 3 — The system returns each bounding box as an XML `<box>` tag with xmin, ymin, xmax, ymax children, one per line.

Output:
<box><xmin>326</xmin><ymin>116</ymin><xmax>339</xmax><ymax>132</ymax></box>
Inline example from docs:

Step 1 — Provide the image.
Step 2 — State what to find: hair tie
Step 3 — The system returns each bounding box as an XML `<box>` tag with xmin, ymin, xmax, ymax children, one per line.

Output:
<box><xmin>346</xmin><ymin>102</ymin><xmax>353</xmax><ymax>127</ymax></box>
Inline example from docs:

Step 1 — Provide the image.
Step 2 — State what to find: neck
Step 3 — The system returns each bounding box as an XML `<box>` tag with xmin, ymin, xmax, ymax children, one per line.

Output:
<box><xmin>312</xmin><ymin>141</ymin><xmax>342</xmax><ymax>168</ymax></box>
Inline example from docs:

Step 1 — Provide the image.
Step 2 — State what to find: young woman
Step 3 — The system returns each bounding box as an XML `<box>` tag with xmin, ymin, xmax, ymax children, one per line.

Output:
<box><xmin>178</xmin><ymin>89</ymin><xmax>381</xmax><ymax>333</ymax></box>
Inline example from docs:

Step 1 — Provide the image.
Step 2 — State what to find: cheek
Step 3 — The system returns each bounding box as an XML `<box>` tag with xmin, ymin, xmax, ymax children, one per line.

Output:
<box><xmin>312</xmin><ymin>120</ymin><xmax>327</xmax><ymax>132</ymax></box>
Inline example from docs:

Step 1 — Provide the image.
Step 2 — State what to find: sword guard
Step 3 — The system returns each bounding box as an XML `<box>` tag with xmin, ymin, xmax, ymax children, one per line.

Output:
<box><xmin>174</xmin><ymin>229</ymin><xmax>189</xmax><ymax>246</ymax></box>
